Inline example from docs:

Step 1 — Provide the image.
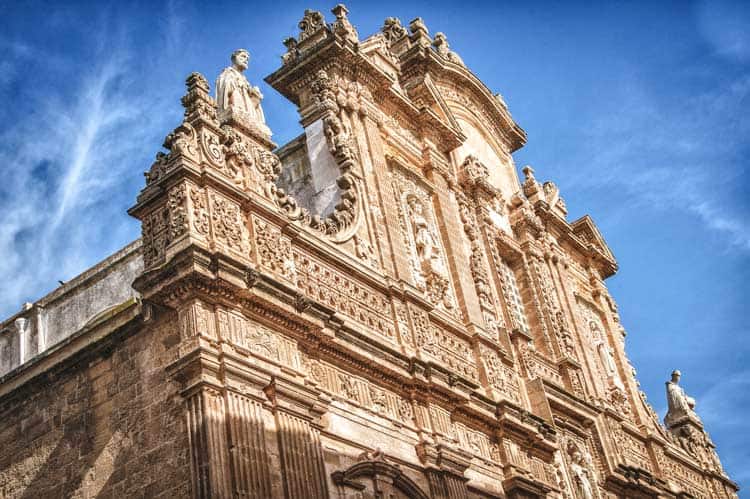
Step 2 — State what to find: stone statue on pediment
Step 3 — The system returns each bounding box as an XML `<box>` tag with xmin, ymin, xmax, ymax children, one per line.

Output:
<box><xmin>665</xmin><ymin>370</ymin><xmax>697</xmax><ymax>427</ymax></box>
<box><xmin>216</xmin><ymin>49</ymin><xmax>269</xmax><ymax>134</ymax></box>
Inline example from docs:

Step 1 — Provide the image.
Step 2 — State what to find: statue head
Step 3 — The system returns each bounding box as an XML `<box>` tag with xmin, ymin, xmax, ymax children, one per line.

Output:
<box><xmin>671</xmin><ymin>369</ymin><xmax>681</xmax><ymax>383</ymax></box>
<box><xmin>231</xmin><ymin>49</ymin><xmax>250</xmax><ymax>71</ymax></box>
<box><xmin>406</xmin><ymin>194</ymin><xmax>423</xmax><ymax>215</ymax></box>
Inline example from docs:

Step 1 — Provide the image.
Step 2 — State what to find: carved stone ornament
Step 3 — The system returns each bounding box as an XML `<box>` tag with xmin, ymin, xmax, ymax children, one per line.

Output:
<box><xmin>432</xmin><ymin>32</ymin><xmax>464</xmax><ymax>66</ymax></box>
<box><xmin>144</xmin><ymin>122</ymin><xmax>199</xmax><ymax>185</ymax></box>
<box><xmin>381</xmin><ymin>17</ymin><xmax>407</xmax><ymax>43</ymax></box>
<box><xmin>271</xmin><ymin>69</ymin><xmax>363</xmax><ymax>242</ymax></box>
<box><xmin>330</xmin><ymin>3</ymin><xmax>358</xmax><ymax>43</ymax></box>
<box><xmin>298</xmin><ymin>9</ymin><xmax>326</xmax><ymax>42</ymax></box>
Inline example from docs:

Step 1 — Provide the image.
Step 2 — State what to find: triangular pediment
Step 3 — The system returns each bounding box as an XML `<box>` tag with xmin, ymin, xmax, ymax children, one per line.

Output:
<box><xmin>403</xmin><ymin>73</ymin><xmax>462</xmax><ymax>134</ymax></box>
<box><xmin>571</xmin><ymin>215</ymin><xmax>615</xmax><ymax>263</ymax></box>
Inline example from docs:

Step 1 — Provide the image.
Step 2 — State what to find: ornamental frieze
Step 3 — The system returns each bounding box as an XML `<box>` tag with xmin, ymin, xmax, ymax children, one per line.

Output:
<box><xmin>300</xmin><ymin>354</ymin><xmax>415</xmax><ymax>427</ymax></box>
<box><xmin>294</xmin><ymin>250</ymin><xmax>396</xmax><ymax>343</ymax></box>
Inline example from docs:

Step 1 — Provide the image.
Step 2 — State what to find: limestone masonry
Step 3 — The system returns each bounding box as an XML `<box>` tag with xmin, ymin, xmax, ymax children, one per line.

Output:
<box><xmin>0</xmin><ymin>6</ymin><xmax>738</xmax><ymax>498</ymax></box>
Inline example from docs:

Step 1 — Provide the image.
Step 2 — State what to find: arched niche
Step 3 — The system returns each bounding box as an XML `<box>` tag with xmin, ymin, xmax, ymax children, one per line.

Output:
<box><xmin>331</xmin><ymin>454</ymin><xmax>430</xmax><ymax>499</ymax></box>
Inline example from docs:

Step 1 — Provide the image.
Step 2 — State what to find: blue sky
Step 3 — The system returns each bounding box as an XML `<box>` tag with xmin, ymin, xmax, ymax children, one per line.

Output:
<box><xmin>1</xmin><ymin>0</ymin><xmax>748</xmax><ymax>492</ymax></box>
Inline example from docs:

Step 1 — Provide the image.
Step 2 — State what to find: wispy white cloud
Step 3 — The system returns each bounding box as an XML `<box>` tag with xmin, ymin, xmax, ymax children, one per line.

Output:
<box><xmin>688</xmin><ymin>201</ymin><xmax>750</xmax><ymax>251</ymax></box>
<box><xmin>695</xmin><ymin>0</ymin><xmax>750</xmax><ymax>63</ymax></box>
<box><xmin>0</xmin><ymin>7</ymin><xmax>187</xmax><ymax>318</ymax></box>
<box><xmin>564</xmin><ymin>69</ymin><xmax>750</xmax><ymax>253</ymax></box>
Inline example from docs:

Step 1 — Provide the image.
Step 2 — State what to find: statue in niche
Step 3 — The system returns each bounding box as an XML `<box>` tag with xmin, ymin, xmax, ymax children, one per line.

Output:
<box><xmin>595</xmin><ymin>338</ymin><xmax>618</xmax><ymax>377</ymax></box>
<box><xmin>665</xmin><ymin>369</ymin><xmax>698</xmax><ymax>427</ymax></box>
<box><xmin>567</xmin><ymin>442</ymin><xmax>596</xmax><ymax>499</ymax></box>
<box><xmin>589</xmin><ymin>320</ymin><xmax>625</xmax><ymax>391</ymax></box>
<box><xmin>406</xmin><ymin>194</ymin><xmax>446</xmax><ymax>279</ymax></box>
<box><xmin>555</xmin><ymin>311</ymin><xmax>577</xmax><ymax>358</ymax></box>
<box><xmin>215</xmin><ymin>49</ymin><xmax>269</xmax><ymax>133</ymax></box>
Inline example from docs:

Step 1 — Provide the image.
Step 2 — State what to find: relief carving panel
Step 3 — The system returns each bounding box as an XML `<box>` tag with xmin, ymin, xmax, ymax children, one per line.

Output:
<box><xmin>294</xmin><ymin>251</ymin><xmax>396</xmax><ymax>343</ymax></box>
<box><xmin>391</xmin><ymin>167</ymin><xmax>457</xmax><ymax>315</ymax></box>
<box><xmin>301</xmin><ymin>355</ymin><xmax>414</xmax><ymax>426</ymax></box>
<box><xmin>409</xmin><ymin>306</ymin><xmax>477</xmax><ymax>382</ymax></box>
<box><xmin>216</xmin><ymin>306</ymin><xmax>301</xmax><ymax>370</ymax></box>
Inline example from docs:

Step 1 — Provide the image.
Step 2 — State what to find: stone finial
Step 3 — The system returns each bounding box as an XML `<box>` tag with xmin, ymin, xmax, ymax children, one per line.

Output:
<box><xmin>522</xmin><ymin>165</ymin><xmax>535</xmax><ymax>180</ymax></box>
<box><xmin>522</xmin><ymin>165</ymin><xmax>543</xmax><ymax>200</ymax></box>
<box><xmin>408</xmin><ymin>17</ymin><xmax>432</xmax><ymax>48</ymax></box>
<box><xmin>331</xmin><ymin>4</ymin><xmax>358</xmax><ymax>43</ymax></box>
<box><xmin>433</xmin><ymin>32</ymin><xmax>449</xmax><ymax>50</ymax></box>
<box><xmin>298</xmin><ymin>9</ymin><xmax>326</xmax><ymax>42</ymax></box>
<box><xmin>542</xmin><ymin>181</ymin><xmax>567</xmax><ymax>217</ymax></box>
<box><xmin>331</xmin><ymin>3</ymin><xmax>348</xmax><ymax>18</ymax></box>
<box><xmin>282</xmin><ymin>37</ymin><xmax>300</xmax><ymax>65</ymax></box>
<box><xmin>181</xmin><ymin>72</ymin><xmax>216</xmax><ymax>124</ymax></box>
<box><xmin>185</xmin><ymin>72</ymin><xmax>210</xmax><ymax>94</ymax></box>
<box><xmin>433</xmin><ymin>32</ymin><xmax>464</xmax><ymax>66</ymax></box>
<box><xmin>382</xmin><ymin>17</ymin><xmax>407</xmax><ymax>42</ymax></box>
<box><xmin>409</xmin><ymin>17</ymin><xmax>428</xmax><ymax>35</ymax></box>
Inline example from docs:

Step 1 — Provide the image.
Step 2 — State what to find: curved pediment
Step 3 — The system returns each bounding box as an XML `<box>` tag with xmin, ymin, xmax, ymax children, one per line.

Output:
<box><xmin>399</xmin><ymin>42</ymin><xmax>526</xmax><ymax>154</ymax></box>
<box><xmin>332</xmin><ymin>451</ymin><xmax>430</xmax><ymax>499</ymax></box>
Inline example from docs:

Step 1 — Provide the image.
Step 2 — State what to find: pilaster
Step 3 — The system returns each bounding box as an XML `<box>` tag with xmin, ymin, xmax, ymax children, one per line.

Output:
<box><xmin>264</xmin><ymin>377</ymin><xmax>331</xmax><ymax>499</ymax></box>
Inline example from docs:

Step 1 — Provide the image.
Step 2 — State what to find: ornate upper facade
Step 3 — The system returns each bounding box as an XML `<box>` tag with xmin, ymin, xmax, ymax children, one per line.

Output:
<box><xmin>0</xmin><ymin>5</ymin><xmax>738</xmax><ymax>499</ymax></box>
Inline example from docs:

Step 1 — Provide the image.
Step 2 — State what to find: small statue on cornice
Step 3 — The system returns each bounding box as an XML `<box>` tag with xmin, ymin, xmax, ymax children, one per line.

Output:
<box><xmin>433</xmin><ymin>32</ymin><xmax>464</xmax><ymax>66</ymax></box>
<box><xmin>664</xmin><ymin>370</ymin><xmax>698</xmax><ymax>428</ymax></box>
<box><xmin>215</xmin><ymin>49</ymin><xmax>269</xmax><ymax>135</ymax></box>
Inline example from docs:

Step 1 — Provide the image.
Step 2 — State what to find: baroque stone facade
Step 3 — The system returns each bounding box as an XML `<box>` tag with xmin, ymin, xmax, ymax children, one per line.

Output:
<box><xmin>0</xmin><ymin>5</ymin><xmax>738</xmax><ymax>499</ymax></box>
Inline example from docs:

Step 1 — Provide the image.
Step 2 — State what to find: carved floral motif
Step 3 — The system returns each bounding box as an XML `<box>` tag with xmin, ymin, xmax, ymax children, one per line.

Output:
<box><xmin>217</xmin><ymin>307</ymin><xmax>300</xmax><ymax>370</ymax></box>
<box><xmin>301</xmin><ymin>355</ymin><xmax>414</xmax><ymax>426</ymax></box>
<box><xmin>294</xmin><ymin>250</ymin><xmax>395</xmax><ymax>341</ymax></box>
<box><xmin>479</xmin><ymin>345</ymin><xmax>521</xmax><ymax>403</ymax></box>
<box><xmin>252</xmin><ymin>217</ymin><xmax>295</xmax><ymax>280</ymax></box>
<box><xmin>210</xmin><ymin>193</ymin><xmax>247</xmax><ymax>253</ymax></box>
<box><xmin>189</xmin><ymin>185</ymin><xmax>210</xmax><ymax>237</ymax></box>
<box><xmin>409</xmin><ymin>306</ymin><xmax>477</xmax><ymax>381</ymax></box>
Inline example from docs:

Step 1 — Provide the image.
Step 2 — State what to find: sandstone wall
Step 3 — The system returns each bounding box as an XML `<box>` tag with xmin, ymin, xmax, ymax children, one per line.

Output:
<box><xmin>0</xmin><ymin>313</ymin><xmax>190</xmax><ymax>498</ymax></box>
